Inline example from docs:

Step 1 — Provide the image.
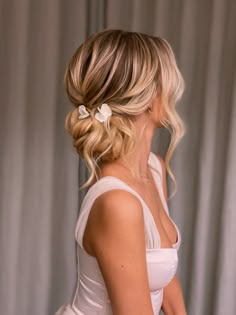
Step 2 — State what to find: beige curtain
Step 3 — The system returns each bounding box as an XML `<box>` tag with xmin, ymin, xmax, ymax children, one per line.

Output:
<box><xmin>1</xmin><ymin>1</ymin><xmax>235</xmax><ymax>314</ymax></box>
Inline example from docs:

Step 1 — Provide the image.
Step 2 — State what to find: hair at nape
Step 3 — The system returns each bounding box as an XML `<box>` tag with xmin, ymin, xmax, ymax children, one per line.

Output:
<box><xmin>64</xmin><ymin>29</ymin><xmax>185</xmax><ymax>198</ymax></box>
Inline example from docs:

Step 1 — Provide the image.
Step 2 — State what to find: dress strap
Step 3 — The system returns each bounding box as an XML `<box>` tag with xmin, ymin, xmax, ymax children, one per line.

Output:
<box><xmin>148</xmin><ymin>152</ymin><xmax>170</xmax><ymax>216</ymax></box>
<box><xmin>149</xmin><ymin>153</ymin><xmax>181</xmax><ymax>250</ymax></box>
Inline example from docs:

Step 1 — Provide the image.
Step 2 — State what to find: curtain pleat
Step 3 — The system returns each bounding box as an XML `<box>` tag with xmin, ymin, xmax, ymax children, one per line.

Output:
<box><xmin>0</xmin><ymin>1</ymin><xmax>235</xmax><ymax>314</ymax></box>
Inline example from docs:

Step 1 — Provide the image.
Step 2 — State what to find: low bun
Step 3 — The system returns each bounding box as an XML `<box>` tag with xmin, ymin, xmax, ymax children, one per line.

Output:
<box><xmin>64</xmin><ymin>29</ymin><xmax>185</xmax><ymax>196</ymax></box>
<box><xmin>65</xmin><ymin>106</ymin><xmax>136</xmax><ymax>190</ymax></box>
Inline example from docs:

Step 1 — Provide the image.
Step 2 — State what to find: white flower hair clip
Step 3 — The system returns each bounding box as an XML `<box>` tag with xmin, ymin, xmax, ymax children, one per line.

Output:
<box><xmin>78</xmin><ymin>103</ymin><xmax>112</xmax><ymax>123</ymax></box>
<box><xmin>78</xmin><ymin>105</ymin><xmax>90</xmax><ymax>119</ymax></box>
<box><xmin>95</xmin><ymin>103</ymin><xmax>112</xmax><ymax>123</ymax></box>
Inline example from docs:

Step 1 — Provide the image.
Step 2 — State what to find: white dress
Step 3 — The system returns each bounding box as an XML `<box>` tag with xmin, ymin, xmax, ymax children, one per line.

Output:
<box><xmin>55</xmin><ymin>152</ymin><xmax>181</xmax><ymax>315</ymax></box>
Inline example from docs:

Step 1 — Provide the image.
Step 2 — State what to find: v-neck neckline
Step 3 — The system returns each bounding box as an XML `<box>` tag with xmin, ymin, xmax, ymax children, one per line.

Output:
<box><xmin>88</xmin><ymin>152</ymin><xmax>179</xmax><ymax>249</ymax></box>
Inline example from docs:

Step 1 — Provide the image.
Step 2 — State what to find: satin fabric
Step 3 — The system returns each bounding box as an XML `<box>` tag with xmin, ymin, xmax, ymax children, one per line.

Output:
<box><xmin>55</xmin><ymin>152</ymin><xmax>181</xmax><ymax>315</ymax></box>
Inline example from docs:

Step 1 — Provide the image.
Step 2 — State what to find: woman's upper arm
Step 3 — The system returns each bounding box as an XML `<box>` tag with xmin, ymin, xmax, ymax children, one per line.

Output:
<box><xmin>88</xmin><ymin>190</ymin><xmax>154</xmax><ymax>315</ymax></box>
<box><xmin>162</xmin><ymin>275</ymin><xmax>187</xmax><ymax>315</ymax></box>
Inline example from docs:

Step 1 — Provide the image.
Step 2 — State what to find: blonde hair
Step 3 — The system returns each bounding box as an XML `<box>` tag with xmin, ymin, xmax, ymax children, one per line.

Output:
<box><xmin>64</xmin><ymin>29</ymin><xmax>185</xmax><ymax>198</ymax></box>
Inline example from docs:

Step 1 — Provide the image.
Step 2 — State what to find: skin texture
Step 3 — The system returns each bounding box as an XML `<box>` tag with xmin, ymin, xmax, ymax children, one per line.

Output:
<box><xmin>85</xmin><ymin>190</ymin><xmax>154</xmax><ymax>315</ymax></box>
<box><xmin>82</xmin><ymin>96</ymin><xmax>187</xmax><ymax>314</ymax></box>
<box><xmin>83</xmin><ymin>153</ymin><xmax>187</xmax><ymax>315</ymax></box>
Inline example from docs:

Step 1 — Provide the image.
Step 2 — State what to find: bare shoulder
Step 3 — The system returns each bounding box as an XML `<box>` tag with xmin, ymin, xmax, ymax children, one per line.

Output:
<box><xmin>86</xmin><ymin>189</ymin><xmax>154</xmax><ymax>314</ymax></box>
<box><xmin>88</xmin><ymin>189</ymin><xmax>144</xmax><ymax>253</ymax></box>
<box><xmin>88</xmin><ymin>189</ymin><xmax>145</xmax><ymax>244</ymax></box>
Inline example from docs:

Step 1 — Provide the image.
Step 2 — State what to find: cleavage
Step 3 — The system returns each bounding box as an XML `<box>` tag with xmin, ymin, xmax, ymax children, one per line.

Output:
<box><xmin>137</xmin><ymin>180</ymin><xmax>178</xmax><ymax>248</ymax></box>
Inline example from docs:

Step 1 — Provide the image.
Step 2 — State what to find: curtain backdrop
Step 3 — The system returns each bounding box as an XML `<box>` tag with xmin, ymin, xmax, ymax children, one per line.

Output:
<box><xmin>1</xmin><ymin>1</ymin><xmax>235</xmax><ymax>314</ymax></box>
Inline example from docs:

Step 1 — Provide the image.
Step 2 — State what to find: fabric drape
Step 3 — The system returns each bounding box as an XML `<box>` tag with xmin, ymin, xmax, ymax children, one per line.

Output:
<box><xmin>1</xmin><ymin>1</ymin><xmax>235</xmax><ymax>314</ymax></box>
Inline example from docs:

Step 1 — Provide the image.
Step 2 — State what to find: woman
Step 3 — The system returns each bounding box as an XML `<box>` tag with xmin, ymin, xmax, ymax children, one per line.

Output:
<box><xmin>55</xmin><ymin>29</ymin><xmax>187</xmax><ymax>315</ymax></box>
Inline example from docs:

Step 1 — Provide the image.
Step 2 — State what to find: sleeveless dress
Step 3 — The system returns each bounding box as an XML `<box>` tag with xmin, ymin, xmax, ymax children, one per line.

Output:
<box><xmin>55</xmin><ymin>152</ymin><xmax>181</xmax><ymax>315</ymax></box>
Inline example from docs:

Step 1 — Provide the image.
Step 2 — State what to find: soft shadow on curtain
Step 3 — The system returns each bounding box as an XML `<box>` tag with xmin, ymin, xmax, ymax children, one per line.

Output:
<box><xmin>0</xmin><ymin>1</ymin><xmax>235</xmax><ymax>315</ymax></box>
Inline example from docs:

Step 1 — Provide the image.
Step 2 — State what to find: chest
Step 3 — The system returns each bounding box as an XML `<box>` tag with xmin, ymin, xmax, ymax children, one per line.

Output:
<box><xmin>135</xmin><ymin>181</ymin><xmax>178</xmax><ymax>248</ymax></box>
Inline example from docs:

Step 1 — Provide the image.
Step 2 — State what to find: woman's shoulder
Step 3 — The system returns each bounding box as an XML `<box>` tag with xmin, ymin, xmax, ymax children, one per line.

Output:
<box><xmin>86</xmin><ymin>188</ymin><xmax>145</xmax><ymax>254</ymax></box>
<box><xmin>90</xmin><ymin>188</ymin><xmax>144</xmax><ymax>227</ymax></box>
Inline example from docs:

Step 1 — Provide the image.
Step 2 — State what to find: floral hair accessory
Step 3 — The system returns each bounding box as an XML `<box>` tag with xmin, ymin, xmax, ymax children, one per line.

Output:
<box><xmin>78</xmin><ymin>105</ymin><xmax>90</xmax><ymax>119</ymax></box>
<box><xmin>78</xmin><ymin>103</ymin><xmax>112</xmax><ymax>123</ymax></box>
<box><xmin>94</xmin><ymin>103</ymin><xmax>112</xmax><ymax>123</ymax></box>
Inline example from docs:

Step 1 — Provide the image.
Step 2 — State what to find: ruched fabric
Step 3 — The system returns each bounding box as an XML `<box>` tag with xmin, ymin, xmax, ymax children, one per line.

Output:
<box><xmin>55</xmin><ymin>152</ymin><xmax>181</xmax><ymax>315</ymax></box>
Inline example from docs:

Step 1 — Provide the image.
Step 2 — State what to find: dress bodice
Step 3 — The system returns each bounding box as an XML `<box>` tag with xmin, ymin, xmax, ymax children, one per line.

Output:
<box><xmin>55</xmin><ymin>152</ymin><xmax>181</xmax><ymax>315</ymax></box>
